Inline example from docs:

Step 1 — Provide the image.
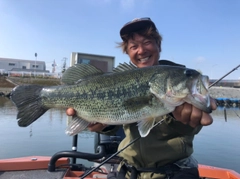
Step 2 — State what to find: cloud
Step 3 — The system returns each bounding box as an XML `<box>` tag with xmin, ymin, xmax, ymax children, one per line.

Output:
<box><xmin>120</xmin><ymin>0</ymin><xmax>135</xmax><ymax>10</ymax></box>
<box><xmin>194</xmin><ymin>56</ymin><xmax>206</xmax><ymax>64</ymax></box>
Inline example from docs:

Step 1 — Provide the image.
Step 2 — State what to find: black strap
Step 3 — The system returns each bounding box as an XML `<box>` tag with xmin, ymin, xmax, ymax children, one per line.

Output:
<box><xmin>137</xmin><ymin>164</ymin><xmax>180</xmax><ymax>174</ymax></box>
<box><xmin>117</xmin><ymin>164</ymin><xmax>139</xmax><ymax>179</ymax></box>
<box><xmin>117</xmin><ymin>162</ymin><xmax>181</xmax><ymax>179</ymax></box>
<box><xmin>130</xmin><ymin>166</ymin><xmax>138</xmax><ymax>179</ymax></box>
<box><xmin>117</xmin><ymin>164</ymin><xmax>128</xmax><ymax>179</ymax></box>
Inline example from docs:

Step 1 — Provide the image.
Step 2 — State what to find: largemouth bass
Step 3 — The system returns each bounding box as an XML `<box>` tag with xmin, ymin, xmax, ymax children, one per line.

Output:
<box><xmin>10</xmin><ymin>63</ymin><xmax>211</xmax><ymax>137</ymax></box>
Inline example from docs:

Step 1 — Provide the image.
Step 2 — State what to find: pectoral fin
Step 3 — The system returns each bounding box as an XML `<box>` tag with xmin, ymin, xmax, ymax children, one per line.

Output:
<box><xmin>137</xmin><ymin>118</ymin><xmax>156</xmax><ymax>137</ymax></box>
<box><xmin>65</xmin><ymin>115</ymin><xmax>90</xmax><ymax>136</ymax></box>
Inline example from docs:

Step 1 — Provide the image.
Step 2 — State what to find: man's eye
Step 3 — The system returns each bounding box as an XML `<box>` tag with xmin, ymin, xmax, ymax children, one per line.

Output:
<box><xmin>130</xmin><ymin>46</ymin><xmax>137</xmax><ymax>50</ymax></box>
<box><xmin>144</xmin><ymin>41</ymin><xmax>151</xmax><ymax>45</ymax></box>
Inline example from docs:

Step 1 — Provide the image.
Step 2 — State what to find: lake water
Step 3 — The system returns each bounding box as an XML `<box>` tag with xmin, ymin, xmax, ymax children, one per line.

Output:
<box><xmin>0</xmin><ymin>96</ymin><xmax>239</xmax><ymax>173</ymax></box>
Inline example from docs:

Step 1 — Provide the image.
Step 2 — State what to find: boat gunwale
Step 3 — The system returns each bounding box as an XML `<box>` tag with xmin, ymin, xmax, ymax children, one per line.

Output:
<box><xmin>0</xmin><ymin>156</ymin><xmax>240</xmax><ymax>179</ymax></box>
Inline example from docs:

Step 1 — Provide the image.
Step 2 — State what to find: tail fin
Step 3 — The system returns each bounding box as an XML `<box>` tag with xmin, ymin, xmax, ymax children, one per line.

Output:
<box><xmin>10</xmin><ymin>85</ymin><xmax>49</xmax><ymax>127</ymax></box>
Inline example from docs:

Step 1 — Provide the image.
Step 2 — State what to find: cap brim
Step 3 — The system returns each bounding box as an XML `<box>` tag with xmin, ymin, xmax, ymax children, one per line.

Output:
<box><xmin>120</xmin><ymin>20</ymin><xmax>156</xmax><ymax>38</ymax></box>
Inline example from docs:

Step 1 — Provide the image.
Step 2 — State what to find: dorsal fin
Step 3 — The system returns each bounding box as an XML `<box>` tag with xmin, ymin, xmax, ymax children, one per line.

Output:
<box><xmin>113</xmin><ymin>62</ymin><xmax>137</xmax><ymax>73</ymax></box>
<box><xmin>61</xmin><ymin>63</ymin><xmax>104</xmax><ymax>85</ymax></box>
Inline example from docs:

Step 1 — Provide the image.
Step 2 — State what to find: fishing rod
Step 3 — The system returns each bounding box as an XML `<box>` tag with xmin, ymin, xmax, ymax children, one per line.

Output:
<box><xmin>208</xmin><ymin>64</ymin><xmax>240</xmax><ymax>88</ymax></box>
<box><xmin>80</xmin><ymin>119</ymin><xmax>165</xmax><ymax>179</ymax></box>
<box><xmin>208</xmin><ymin>64</ymin><xmax>240</xmax><ymax>122</ymax></box>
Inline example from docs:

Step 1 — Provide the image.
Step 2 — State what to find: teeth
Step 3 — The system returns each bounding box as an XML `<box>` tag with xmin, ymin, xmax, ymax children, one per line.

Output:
<box><xmin>139</xmin><ymin>57</ymin><xmax>149</xmax><ymax>62</ymax></box>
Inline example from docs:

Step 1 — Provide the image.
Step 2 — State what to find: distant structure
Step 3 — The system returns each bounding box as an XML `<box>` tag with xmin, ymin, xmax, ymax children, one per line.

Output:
<box><xmin>62</xmin><ymin>57</ymin><xmax>67</xmax><ymax>74</ymax></box>
<box><xmin>70</xmin><ymin>52</ymin><xmax>115</xmax><ymax>72</ymax></box>
<box><xmin>52</xmin><ymin>59</ymin><xmax>57</xmax><ymax>73</ymax></box>
<box><xmin>209</xmin><ymin>79</ymin><xmax>240</xmax><ymax>88</ymax></box>
<box><xmin>0</xmin><ymin>57</ymin><xmax>49</xmax><ymax>74</ymax></box>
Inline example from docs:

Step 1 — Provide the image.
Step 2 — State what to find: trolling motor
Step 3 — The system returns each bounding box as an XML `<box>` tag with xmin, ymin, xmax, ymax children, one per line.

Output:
<box><xmin>94</xmin><ymin>128</ymin><xmax>125</xmax><ymax>157</ymax></box>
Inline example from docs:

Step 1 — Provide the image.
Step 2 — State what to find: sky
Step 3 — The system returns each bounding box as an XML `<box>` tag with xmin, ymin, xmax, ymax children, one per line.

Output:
<box><xmin>0</xmin><ymin>0</ymin><xmax>239</xmax><ymax>79</ymax></box>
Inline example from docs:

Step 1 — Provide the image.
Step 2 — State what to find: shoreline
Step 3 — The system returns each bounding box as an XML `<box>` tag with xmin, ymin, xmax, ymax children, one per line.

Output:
<box><xmin>209</xmin><ymin>87</ymin><xmax>240</xmax><ymax>99</ymax></box>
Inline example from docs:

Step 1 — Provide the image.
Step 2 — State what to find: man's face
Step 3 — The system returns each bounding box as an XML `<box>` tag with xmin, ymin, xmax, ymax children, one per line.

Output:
<box><xmin>127</xmin><ymin>33</ymin><xmax>160</xmax><ymax>68</ymax></box>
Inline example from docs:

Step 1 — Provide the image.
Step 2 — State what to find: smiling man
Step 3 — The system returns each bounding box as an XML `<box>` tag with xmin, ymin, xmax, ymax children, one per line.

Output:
<box><xmin>67</xmin><ymin>17</ymin><xmax>217</xmax><ymax>179</ymax></box>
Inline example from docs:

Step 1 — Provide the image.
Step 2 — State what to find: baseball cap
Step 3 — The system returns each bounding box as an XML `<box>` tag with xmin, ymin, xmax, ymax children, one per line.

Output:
<box><xmin>120</xmin><ymin>17</ymin><xmax>157</xmax><ymax>39</ymax></box>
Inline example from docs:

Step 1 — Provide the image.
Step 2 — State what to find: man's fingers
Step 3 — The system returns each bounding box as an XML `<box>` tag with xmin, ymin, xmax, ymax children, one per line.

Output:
<box><xmin>188</xmin><ymin>107</ymin><xmax>202</xmax><ymax>127</ymax></box>
<box><xmin>210</xmin><ymin>97</ymin><xmax>217</xmax><ymax>110</ymax></box>
<box><xmin>177</xmin><ymin>103</ymin><xmax>192</xmax><ymax>124</ymax></box>
<box><xmin>200</xmin><ymin>112</ymin><xmax>214</xmax><ymax>126</ymax></box>
<box><xmin>66</xmin><ymin>108</ymin><xmax>75</xmax><ymax>116</ymax></box>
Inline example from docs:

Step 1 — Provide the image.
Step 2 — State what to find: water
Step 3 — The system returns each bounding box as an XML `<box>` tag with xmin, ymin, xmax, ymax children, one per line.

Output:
<box><xmin>0</xmin><ymin>97</ymin><xmax>239</xmax><ymax>173</ymax></box>
<box><xmin>194</xmin><ymin>107</ymin><xmax>240</xmax><ymax>172</ymax></box>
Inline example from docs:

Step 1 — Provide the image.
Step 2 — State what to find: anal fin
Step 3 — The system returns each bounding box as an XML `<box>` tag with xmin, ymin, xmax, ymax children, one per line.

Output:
<box><xmin>137</xmin><ymin>118</ymin><xmax>156</xmax><ymax>137</ymax></box>
<box><xmin>65</xmin><ymin>115</ymin><xmax>90</xmax><ymax>136</ymax></box>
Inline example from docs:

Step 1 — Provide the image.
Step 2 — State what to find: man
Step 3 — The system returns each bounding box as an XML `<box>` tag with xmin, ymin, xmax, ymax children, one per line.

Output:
<box><xmin>67</xmin><ymin>17</ymin><xmax>216</xmax><ymax>179</ymax></box>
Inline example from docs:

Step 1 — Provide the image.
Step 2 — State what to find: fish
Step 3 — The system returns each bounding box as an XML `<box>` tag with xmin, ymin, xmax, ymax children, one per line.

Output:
<box><xmin>10</xmin><ymin>63</ymin><xmax>211</xmax><ymax>137</ymax></box>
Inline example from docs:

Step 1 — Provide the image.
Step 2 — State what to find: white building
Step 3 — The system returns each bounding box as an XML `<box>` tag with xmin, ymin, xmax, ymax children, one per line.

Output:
<box><xmin>0</xmin><ymin>57</ymin><xmax>49</xmax><ymax>74</ymax></box>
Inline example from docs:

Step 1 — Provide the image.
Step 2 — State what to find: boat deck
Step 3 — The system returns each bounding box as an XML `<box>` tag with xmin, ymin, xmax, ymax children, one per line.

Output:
<box><xmin>0</xmin><ymin>156</ymin><xmax>240</xmax><ymax>179</ymax></box>
<box><xmin>0</xmin><ymin>169</ymin><xmax>67</xmax><ymax>179</ymax></box>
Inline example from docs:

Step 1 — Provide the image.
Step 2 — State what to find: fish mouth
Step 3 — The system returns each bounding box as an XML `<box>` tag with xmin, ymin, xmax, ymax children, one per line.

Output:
<box><xmin>186</xmin><ymin>75</ymin><xmax>212</xmax><ymax>113</ymax></box>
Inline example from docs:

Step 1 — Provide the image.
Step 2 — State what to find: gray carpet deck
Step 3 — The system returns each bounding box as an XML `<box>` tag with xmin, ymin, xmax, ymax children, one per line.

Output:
<box><xmin>0</xmin><ymin>169</ymin><xmax>67</xmax><ymax>179</ymax></box>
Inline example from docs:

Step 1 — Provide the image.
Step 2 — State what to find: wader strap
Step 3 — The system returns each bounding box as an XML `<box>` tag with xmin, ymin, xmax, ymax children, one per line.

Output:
<box><xmin>117</xmin><ymin>162</ymin><xmax>181</xmax><ymax>179</ymax></box>
<box><xmin>117</xmin><ymin>164</ymin><xmax>128</xmax><ymax>179</ymax></box>
<box><xmin>130</xmin><ymin>166</ymin><xmax>138</xmax><ymax>179</ymax></box>
<box><xmin>137</xmin><ymin>163</ymin><xmax>180</xmax><ymax>174</ymax></box>
<box><xmin>117</xmin><ymin>163</ymin><xmax>138</xmax><ymax>179</ymax></box>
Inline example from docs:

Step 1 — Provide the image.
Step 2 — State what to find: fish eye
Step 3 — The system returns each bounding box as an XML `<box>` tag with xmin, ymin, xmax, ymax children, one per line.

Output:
<box><xmin>184</xmin><ymin>69</ymin><xmax>196</xmax><ymax>77</ymax></box>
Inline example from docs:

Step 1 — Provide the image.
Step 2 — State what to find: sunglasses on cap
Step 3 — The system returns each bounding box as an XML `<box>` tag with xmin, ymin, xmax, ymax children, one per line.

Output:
<box><xmin>123</xmin><ymin>17</ymin><xmax>152</xmax><ymax>26</ymax></box>
<box><xmin>120</xmin><ymin>17</ymin><xmax>157</xmax><ymax>38</ymax></box>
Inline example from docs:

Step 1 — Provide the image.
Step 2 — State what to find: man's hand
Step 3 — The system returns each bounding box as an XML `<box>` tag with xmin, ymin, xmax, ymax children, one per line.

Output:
<box><xmin>66</xmin><ymin>108</ymin><xmax>75</xmax><ymax>116</ymax></box>
<box><xmin>66</xmin><ymin>108</ymin><xmax>107</xmax><ymax>132</ymax></box>
<box><xmin>172</xmin><ymin>97</ymin><xmax>217</xmax><ymax>128</ymax></box>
